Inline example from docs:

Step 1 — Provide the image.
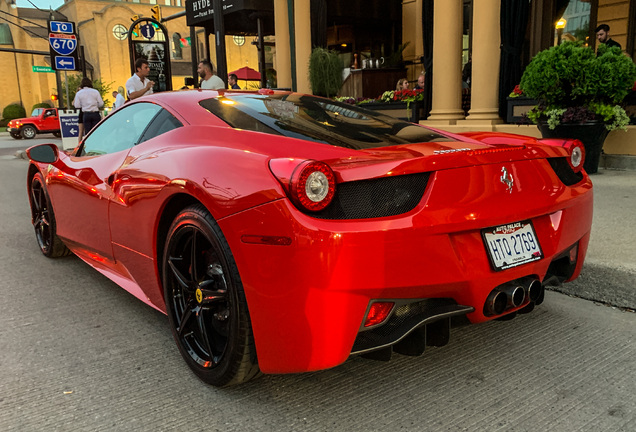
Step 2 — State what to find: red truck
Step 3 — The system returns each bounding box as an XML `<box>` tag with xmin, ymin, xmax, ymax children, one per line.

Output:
<box><xmin>6</xmin><ymin>107</ymin><xmax>61</xmax><ymax>139</ymax></box>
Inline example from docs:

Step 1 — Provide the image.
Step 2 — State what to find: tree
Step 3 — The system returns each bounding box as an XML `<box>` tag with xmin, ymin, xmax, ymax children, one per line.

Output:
<box><xmin>58</xmin><ymin>74</ymin><xmax>113</xmax><ymax>107</ymax></box>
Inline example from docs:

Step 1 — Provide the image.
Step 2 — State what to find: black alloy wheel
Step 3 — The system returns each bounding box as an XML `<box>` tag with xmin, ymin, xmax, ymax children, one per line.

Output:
<box><xmin>21</xmin><ymin>125</ymin><xmax>36</xmax><ymax>139</ymax></box>
<box><xmin>29</xmin><ymin>172</ymin><xmax>70</xmax><ymax>257</ymax></box>
<box><xmin>53</xmin><ymin>131</ymin><xmax>61</xmax><ymax>138</ymax></box>
<box><xmin>163</xmin><ymin>204</ymin><xmax>260</xmax><ymax>386</ymax></box>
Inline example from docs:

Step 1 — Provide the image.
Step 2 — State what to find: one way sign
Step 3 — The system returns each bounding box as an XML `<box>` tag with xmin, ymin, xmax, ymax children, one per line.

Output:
<box><xmin>55</xmin><ymin>56</ymin><xmax>76</xmax><ymax>70</ymax></box>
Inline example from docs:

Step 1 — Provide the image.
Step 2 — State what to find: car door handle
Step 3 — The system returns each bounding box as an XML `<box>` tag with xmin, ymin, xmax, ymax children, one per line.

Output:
<box><xmin>106</xmin><ymin>174</ymin><xmax>116</xmax><ymax>186</ymax></box>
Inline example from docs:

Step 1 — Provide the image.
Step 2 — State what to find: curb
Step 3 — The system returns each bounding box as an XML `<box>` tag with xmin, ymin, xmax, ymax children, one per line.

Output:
<box><xmin>601</xmin><ymin>154</ymin><xmax>636</xmax><ymax>171</ymax></box>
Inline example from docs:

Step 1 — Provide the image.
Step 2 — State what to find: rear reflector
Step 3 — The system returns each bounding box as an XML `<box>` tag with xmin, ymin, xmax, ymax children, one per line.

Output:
<box><xmin>241</xmin><ymin>235</ymin><xmax>292</xmax><ymax>246</ymax></box>
<box><xmin>364</xmin><ymin>302</ymin><xmax>395</xmax><ymax>327</ymax></box>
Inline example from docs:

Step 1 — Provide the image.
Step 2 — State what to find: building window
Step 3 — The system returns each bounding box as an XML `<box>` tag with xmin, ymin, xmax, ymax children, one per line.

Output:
<box><xmin>172</xmin><ymin>33</ymin><xmax>182</xmax><ymax>59</ymax></box>
<box><xmin>165</xmin><ymin>0</ymin><xmax>171</xmax><ymax>5</ymax></box>
<box><xmin>0</xmin><ymin>23</ymin><xmax>13</xmax><ymax>45</ymax></box>
<box><xmin>559</xmin><ymin>0</ymin><xmax>592</xmax><ymax>45</ymax></box>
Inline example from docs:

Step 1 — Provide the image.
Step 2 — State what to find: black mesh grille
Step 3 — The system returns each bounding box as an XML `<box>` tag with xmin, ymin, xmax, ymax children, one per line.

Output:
<box><xmin>308</xmin><ymin>173</ymin><xmax>430</xmax><ymax>220</ymax></box>
<box><xmin>548</xmin><ymin>157</ymin><xmax>583</xmax><ymax>186</ymax></box>
<box><xmin>351</xmin><ymin>299</ymin><xmax>473</xmax><ymax>354</ymax></box>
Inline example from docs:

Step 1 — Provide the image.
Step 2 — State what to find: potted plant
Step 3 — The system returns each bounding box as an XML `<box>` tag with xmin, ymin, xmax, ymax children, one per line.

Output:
<box><xmin>519</xmin><ymin>41</ymin><xmax>636</xmax><ymax>173</ymax></box>
<box><xmin>506</xmin><ymin>85</ymin><xmax>538</xmax><ymax>124</ymax></box>
<box><xmin>309</xmin><ymin>47</ymin><xmax>343</xmax><ymax>98</ymax></box>
<box><xmin>336</xmin><ymin>89</ymin><xmax>425</xmax><ymax>122</ymax></box>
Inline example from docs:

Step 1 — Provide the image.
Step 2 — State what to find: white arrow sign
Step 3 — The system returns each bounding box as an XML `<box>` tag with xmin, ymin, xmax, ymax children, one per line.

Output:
<box><xmin>58</xmin><ymin>60</ymin><xmax>73</xmax><ymax>66</ymax></box>
<box><xmin>70</xmin><ymin>128</ymin><xmax>77</xmax><ymax>134</ymax></box>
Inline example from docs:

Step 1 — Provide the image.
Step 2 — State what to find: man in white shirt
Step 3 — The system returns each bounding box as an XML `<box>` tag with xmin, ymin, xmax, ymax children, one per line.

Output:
<box><xmin>198</xmin><ymin>59</ymin><xmax>225</xmax><ymax>90</ymax></box>
<box><xmin>73</xmin><ymin>77</ymin><xmax>104</xmax><ymax>134</ymax></box>
<box><xmin>126</xmin><ymin>58</ymin><xmax>155</xmax><ymax>100</ymax></box>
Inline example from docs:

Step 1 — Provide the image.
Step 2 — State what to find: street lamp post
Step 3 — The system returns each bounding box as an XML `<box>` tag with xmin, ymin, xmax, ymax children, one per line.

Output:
<box><xmin>556</xmin><ymin>18</ymin><xmax>567</xmax><ymax>45</ymax></box>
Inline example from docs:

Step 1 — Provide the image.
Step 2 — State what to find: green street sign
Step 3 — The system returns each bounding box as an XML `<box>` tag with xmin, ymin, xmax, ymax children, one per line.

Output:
<box><xmin>32</xmin><ymin>66</ymin><xmax>54</xmax><ymax>73</ymax></box>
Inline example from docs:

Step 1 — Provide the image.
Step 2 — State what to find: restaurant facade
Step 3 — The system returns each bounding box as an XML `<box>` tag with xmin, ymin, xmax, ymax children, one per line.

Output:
<box><xmin>1</xmin><ymin>0</ymin><xmax>634</xmax><ymax>155</ymax></box>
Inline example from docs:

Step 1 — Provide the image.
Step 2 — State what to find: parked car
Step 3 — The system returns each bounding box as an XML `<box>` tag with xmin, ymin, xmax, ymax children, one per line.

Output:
<box><xmin>25</xmin><ymin>90</ymin><xmax>593</xmax><ymax>386</ymax></box>
<box><xmin>7</xmin><ymin>107</ymin><xmax>61</xmax><ymax>139</ymax></box>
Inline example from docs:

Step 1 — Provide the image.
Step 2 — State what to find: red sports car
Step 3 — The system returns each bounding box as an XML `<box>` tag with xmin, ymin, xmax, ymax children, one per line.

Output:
<box><xmin>26</xmin><ymin>90</ymin><xmax>592</xmax><ymax>386</ymax></box>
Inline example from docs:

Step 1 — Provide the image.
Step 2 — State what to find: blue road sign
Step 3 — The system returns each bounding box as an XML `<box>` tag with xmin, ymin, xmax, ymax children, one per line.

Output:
<box><xmin>55</xmin><ymin>56</ymin><xmax>76</xmax><ymax>70</ymax></box>
<box><xmin>59</xmin><ymin>113</ymin><xmax>79</xmax><ymax>138</ymax></box>
<box><xmin>49</xmin><ymin>34</ymin><xmax>77</xmax><ymax>55</ymax></box>
<box><xmin>140</xmin><ymin>24</ymin><xmax>155</xmax><ymax>40</ymax></box>
<box><xmin>49</xmin><ymin>21</ymin><xmax>74</xmax><ymax>34</ymax></box>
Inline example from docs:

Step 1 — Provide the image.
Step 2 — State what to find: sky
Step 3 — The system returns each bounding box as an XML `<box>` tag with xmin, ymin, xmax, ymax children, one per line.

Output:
<box><xmin>16</xmin><ymin>0</ymin><xmax>65</xmax><ymax>9</ymax></box>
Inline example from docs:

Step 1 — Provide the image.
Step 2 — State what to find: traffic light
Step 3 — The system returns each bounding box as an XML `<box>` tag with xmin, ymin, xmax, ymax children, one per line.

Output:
<box><xmin>50</xmin><ymin>94</ymin><xmax>58</xmax><ymax>102</ymax></box>
<box><xmin>151</xmin><ymin>5</ymin><xmax>161</xmax><ymax>21</ymax></box>
<box><xmin>131</xmin><ymin>14</ymin><xmax>140</xmax><ymax>37</ymax></box>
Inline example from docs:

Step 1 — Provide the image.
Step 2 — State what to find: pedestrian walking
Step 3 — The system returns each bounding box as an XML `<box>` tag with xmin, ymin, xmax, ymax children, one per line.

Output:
<box><xmin>73</xmin><ymin>77</ymin><xmax>104</xmax><ymax>135</ymax></box>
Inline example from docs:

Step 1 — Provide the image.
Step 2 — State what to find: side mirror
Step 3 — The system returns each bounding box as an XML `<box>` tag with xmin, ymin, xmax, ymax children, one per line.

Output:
<box><xmin>26</xmin><ymin>144</ymin><xmax>59</xmax><ymax>164</ymax></box>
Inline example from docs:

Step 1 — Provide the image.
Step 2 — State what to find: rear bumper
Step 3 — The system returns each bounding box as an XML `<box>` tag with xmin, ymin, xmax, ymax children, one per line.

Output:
<box><xmin>218</xmin><ymin>162</ymin><xmax>593</xmax><ymax>374</ymax></box>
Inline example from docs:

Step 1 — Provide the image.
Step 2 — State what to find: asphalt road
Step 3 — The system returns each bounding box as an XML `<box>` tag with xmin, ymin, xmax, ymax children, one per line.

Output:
<box><xmin>0</xmin><ymin>133</ymin><xmax>634</xmax><ymax>431</ymax></box>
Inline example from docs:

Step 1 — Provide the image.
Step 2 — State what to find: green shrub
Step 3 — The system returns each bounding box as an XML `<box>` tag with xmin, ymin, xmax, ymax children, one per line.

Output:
<box><xmin>520</xmin><ymin>41</ymin><xmax>636</xmax><ymax>130</ymax></box>
<box><xmin>2</xmin><ymin>103</ymin><xmax>26</xmax><ymax>120</ymax></box>
<box><xmin>32</xmin><ymin>102</ymin><xmax>52</xmax><ymax>111</ymax></box>
<box><xmin>309</xmin><ymin>47</ymin><xmax>343</xmax><ymax>98</ymax></box>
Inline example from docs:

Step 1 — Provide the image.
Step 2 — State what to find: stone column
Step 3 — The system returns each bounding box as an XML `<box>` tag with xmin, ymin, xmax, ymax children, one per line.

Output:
<box><xmin>274</xmin><ymin>0</ymin><xmax>292</xmax><ymax>89</ymax></box>
<box><xmin>425</xmin><ymin>0</ymin><xmax>465</xmax><ymax>124</ymax></box>
<box><xmin>414</xmin><ymin>0</ymin><xmax>424</xmax><ymax>62</ymax></box>
<box><xmin>462</xmin><ymin>0</ymin><xmax>503</xmax><ymax>124</ymax></box>
<box><xmin>294</xmin><ymin>0</ymin><xmax>312</xmax><ymax>94</ymax></box>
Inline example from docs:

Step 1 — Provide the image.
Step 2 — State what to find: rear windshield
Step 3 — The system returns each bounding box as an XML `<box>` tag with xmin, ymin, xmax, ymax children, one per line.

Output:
<box><xmin>199</xmin><ymin>94</ymin><xmax>454</xmax><ymax>150</ymax></box>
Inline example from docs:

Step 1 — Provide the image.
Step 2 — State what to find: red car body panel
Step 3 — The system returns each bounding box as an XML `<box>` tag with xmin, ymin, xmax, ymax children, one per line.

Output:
<box><xmin>27</xmin><ymin>90</ymin><xmax>594</xmax><ymax>375</ymax></box>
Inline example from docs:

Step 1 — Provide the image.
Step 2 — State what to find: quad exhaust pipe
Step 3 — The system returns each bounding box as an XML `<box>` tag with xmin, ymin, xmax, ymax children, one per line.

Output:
<box><xmin>484</xmin><ymin>277</ymin><xmax>546</xmax><ymax>316</ymax></box>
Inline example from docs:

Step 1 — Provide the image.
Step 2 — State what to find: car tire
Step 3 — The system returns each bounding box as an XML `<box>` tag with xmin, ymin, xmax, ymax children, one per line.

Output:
<box><xmin>10</xmin><ymin>132</ymin><xmax>22</xmax><ymax>139</ymax></box>
<box><xmin>163</xmin><ymin>204</ymin><xmax>260</xmax><ymax>386</ymax></box>
<box><xmin>29</xmin><ymin>172</ymin><xmax>71</xmax><ymax>258</ymax></box>
<box><xmin>21</xmin><ymin>125</ymin><xmax>37</xmax><ymax>139</ymax></box>
<box><xmin>53</xmin><ymin>132</ymin><xmax>61</xmax><ymax>138</ymax></box>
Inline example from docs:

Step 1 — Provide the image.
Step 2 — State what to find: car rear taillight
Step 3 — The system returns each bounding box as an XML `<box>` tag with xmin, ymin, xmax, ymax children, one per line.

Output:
<box><xmin>364</xmin><ymin>302</ymin><xmax>395</xmax><ymax>327</ymax></box>
<box><xmin>565</xmin><ymin>139</ymin><xmax>585</xmax><ymax>173</ymax></box>
<box><xmin>290</xmin><ymin>161</ymin><xmax>336</xmax><ymax>212</ymax></box>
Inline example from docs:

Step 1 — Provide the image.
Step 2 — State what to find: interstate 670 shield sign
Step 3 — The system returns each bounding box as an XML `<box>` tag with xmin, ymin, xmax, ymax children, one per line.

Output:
<box><xmin>48</xmin><ymin>20</ymin><xmax>79</xmax><ymax>71</ymax></box>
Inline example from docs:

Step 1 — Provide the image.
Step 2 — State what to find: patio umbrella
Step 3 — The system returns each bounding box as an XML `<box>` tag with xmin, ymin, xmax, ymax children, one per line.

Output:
<box><xmin>229</xmin><ymin>66</ymin><xmax>261</xmax><ymax>81</ymax></box>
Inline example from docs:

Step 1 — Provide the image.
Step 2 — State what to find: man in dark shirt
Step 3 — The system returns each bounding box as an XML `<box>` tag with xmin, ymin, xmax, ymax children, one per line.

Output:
<box><xmin>595</xmin><ymin>24</ymin><xmax>621</xmax><ymax>50</ymax></box>
<box><xmin>228</xmin><ymin>73</ymin><xmax>241</xmax><ymax>89</ymax></box>
<box><xmin>413</xmin><ymin>72</ymin><xmax>425</xmax><ymax>90</ymax></box>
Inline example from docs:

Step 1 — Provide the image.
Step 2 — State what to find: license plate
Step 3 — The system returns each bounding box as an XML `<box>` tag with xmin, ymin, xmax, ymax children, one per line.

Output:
<box><xmin>482</xmin><ymin>221</ymin><xmax>543</xmax><ymax>271</ymax></box>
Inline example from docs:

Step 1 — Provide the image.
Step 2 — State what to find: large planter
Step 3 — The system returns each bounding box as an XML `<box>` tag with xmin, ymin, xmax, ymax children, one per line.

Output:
<box><xmin>506</xmin><ymin>97</ymin><xmax>538</xmax><ymax>123</ymax></box>
<box><xmin>537</xmin><ymin>122</ymin><xmax>609</xmax><ymax>174</ymax></box>
<box><xmin>360</xmin><ymin>101</ymin><xmax>420</xmax><ymax>123</ymax></box>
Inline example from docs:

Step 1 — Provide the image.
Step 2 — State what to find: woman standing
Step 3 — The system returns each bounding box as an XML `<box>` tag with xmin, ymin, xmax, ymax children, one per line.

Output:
<box><xmin>73</xmin><ymin>77</ymin><xmax>104</xmax><ymax>135</ymax></box>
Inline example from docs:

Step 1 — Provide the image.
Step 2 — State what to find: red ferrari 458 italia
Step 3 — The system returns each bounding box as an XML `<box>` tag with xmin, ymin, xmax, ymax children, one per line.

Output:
<box><xmin>26</xmin><ymin>90</ymin><xmax>592</xmax><ymax>386</ymax></box>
